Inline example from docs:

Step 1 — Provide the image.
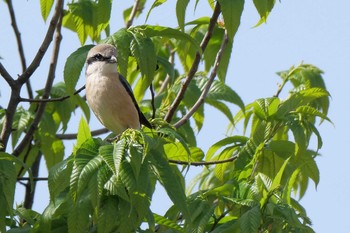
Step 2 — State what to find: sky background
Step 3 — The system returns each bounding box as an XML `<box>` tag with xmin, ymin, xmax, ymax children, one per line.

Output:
<box><xmin>1</xmin><ymin>0</ymin><xmax>350</xmax><ymax>232</ymax></box>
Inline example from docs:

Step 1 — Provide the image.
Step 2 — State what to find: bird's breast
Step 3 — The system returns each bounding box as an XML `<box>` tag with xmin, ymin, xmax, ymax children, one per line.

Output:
<box><xmin>86</xmin><ymin>73</ymin><xmax>140</xmax><ymax>134</ymax></box>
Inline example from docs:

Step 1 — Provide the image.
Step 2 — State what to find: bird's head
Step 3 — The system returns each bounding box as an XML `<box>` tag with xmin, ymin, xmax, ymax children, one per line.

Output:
<box><xmin>86</xmin><ymin>44</ymin><xmax>118</xmax><ymax>76</ymax></box>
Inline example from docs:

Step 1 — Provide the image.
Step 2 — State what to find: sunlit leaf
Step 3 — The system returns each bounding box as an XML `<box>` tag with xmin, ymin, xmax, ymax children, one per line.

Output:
<box><xmin>176</xmin><ymin>0</ymin><xmax>190</xmax><ymax>31</ymax></box>
<box><xmin>217</xmin><ymin>0</ymin><xmax>244</xmax><ymax>40</ymax></box>
<box><xmin>40</xmin><ymin>0</ymin><xmax>54</xmax><ymax>21</ymax></box>
<box><xmin>253</xmin><ymin>0</ymin><xmax>275</xmax><ymax>26</ymax></box>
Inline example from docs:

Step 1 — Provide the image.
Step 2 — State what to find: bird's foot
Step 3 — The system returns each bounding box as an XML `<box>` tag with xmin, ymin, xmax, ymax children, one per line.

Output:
<box><xmin>107</xmin><ymin>134</ymin><xmax>121</xmax><ymax>143</ymax></box>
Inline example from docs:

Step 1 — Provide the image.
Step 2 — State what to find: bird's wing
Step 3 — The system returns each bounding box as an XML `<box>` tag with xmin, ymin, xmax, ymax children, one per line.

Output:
<box><xmin>118</xmin><ymin>74</ymin><xmax>152</xmax><ymax>129</ymax></box>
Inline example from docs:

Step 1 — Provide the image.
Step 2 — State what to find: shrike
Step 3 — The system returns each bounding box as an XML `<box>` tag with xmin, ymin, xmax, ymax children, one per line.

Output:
<box><xmin>85</xmin><ymin>44</ymin><xmax>152</xmax><ymax>135</ymax></box>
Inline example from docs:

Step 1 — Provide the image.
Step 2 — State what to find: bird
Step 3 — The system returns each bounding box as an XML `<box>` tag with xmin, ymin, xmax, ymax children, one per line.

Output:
<box><xmin>85</xmin><ymin>44</ymin><xmax>152</xmax><ymax>135</ymax></box>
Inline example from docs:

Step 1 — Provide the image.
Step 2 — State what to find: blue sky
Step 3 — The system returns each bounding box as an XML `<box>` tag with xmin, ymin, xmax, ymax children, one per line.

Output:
<box><xmin>1</xmin><ymin>1</ymin><xmax>349</xmax><ymax>232</ymax></box>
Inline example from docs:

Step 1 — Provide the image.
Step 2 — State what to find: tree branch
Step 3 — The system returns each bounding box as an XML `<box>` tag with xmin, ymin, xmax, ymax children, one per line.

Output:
<box><xmin>13</xmin><ymin>11</ymin><xmax>63</xmax><ymax>157</ymax></box>
<box><xmin>19</xmin><ymin>85</ymin><xmax>85</xmax><ymax>103</ymax></box>
<box><xmin>168</xmin><ymin>154</ymin><xmax>238</xmax><ymax>166</ymax></box>
<box><xmin>6</xmin><ymin>0</ymin><xmax>33</xmax><ymax>99</ymax></box>
<box><xmin>0</xmin><ymin>0</ymin><xmax>64</xmax><ymax>152</ymax></box>
<box><xmin>56</xmin><ymin>128</ymin><xmax>109</xmax><ymax>140</ymax></box>
<box><xmin>17</xmin><ymin>0</ymin><xmax>63</xmax><ymax>85</ymax></box>
<box><xmin>174</xmin><ymin>30</ymin><xmax>229</xmax><ymax>128</ymax></box>
<box><xmin>23</xmin><ymin>153</ymin><xmax>41</xmax><ymax>209</ymax></box>
<box><xmin>125</xmin><ymin>0</ymin><xmax>141</xmax><ymax>28</ymax></box>
<box><xmin>163</xmin><ymin>2</ymin><xmax>221</xmax><ymax>123</ymax></box>
<box><xmin>0</xmin><ymin>62</ymin><xmax>15</xmax><ymax>87</ymax></box>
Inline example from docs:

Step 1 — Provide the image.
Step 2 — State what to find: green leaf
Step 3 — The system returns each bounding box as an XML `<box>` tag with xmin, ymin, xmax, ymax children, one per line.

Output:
<box><xmin>76</xmin><ymin>117</ymin><xmax>92</xmax><ymax>150</ymax></box>
<box><xmin>270</xmin><ymin>157</ymin><xmax>290</xmax><ymax>191</ymax></box>
<box><xmin>63</xmin><ymin>0</ymin><xmax>112</xmax><ymax>44</ymax></box>
<box><xmin>176</xmin><ymin>0</ymin><xmax>190</xmax><ymax>31</ymax></box>
<box><xmin>48</xmin><ymin>158</ymin><xmax>72</xmax><ymax>200</ymax></box>
<box><xmin>154</xmin><ymin>213</ymin><xmax>185</xmax><ymax>232</ymax></box>
<box><xmin>102</xmin><ymin>28</ymin><xmax>133</xmax><ymax>77</ymax></box>
<box><xmin>207</xmin><ymin>99</ymin><xmax>235</xmax><ymax>125</ymax></box>
<box><xmin>67</xmin><ymin>200</ymin><xmax>90</xmax><ymax>233</ymax></box>
<box><xmin>206</xmin><ymin>136</ymin><xmax>248</xmax><ymax>160</ymax></box>
<box><xmin>40</xmin><ymin>0</ymin><xmax>54</xmax><ymax>21</ymax></box>
<box><xmin>240</xmin><ymin>206</ymin><xmax>261</xmax><ymax>233</ymax></box>
<box><xmin>11</xmin><ymin>107</ymin><xmax>33</xmax><ymax>148</ymax></box>
<box><xmin>64</xmin><ymin>45</ymin><xmax>94</xmax><ymax>95</ymax></box>
<box><xmin>217</xmin><ymin>0</ymin><xmax>244</xmax><ymax>40</ymax></box>
<box><xmin>77</xmin><ymin>155</ymin><xmax>104</xmax><ymax>198</ymax></box>
<box><xmin>293</xmin><ymin>105</ymin><xmax>332</xmax><ymax>123</ymax></box>
<box><xmin>130</xmin><ymin>33</ymin><xmax>157</xmax><ymax>101</ymax></box>
<box><xmin>202</xmin><ymin>78</ymin><xmax>245</xmax><ymax>112</ymax></box>
<box><xmin>0</xmin><ymin>155</ymin><xmax>16</xmax><ymax>232</ymax></box>
<box><xmin>253</xmin><ymin>0</ymin><xmax>275</xmax><ymax>26</ymax></box>
<box><xmin>150</xmin><ymin>149</ymin><xmax>190</xmax><ymax>220</ymax></box>
<box><xmin>97</xmin><ymin>196</ymin><xmax>119</xmax><ymax>233</ymax></box>
<box><xmin>134</xmin><ymin>25</ymin><xmax>201</xmax><ymax>54</ymax></box>
<box><xmin>164</xmin><ymin>142</ymin><xmax>204</xmax><ymax>162</ymax></box>
<box><xmin>146</xmin><ymin>0</ymin><xmax>168</xmax><ymax>22</ymax></box>
<box><xmin>41</xmin><ymin>138</ymin><xmax>65</xmax><ymax>170</ymax></box>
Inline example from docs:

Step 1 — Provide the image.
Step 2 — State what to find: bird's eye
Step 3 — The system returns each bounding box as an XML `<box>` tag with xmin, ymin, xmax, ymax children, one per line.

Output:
<box><xmin>94</xmin><ymin>54</ymin><xmax>104</xmax><ymax>61</ymax></box>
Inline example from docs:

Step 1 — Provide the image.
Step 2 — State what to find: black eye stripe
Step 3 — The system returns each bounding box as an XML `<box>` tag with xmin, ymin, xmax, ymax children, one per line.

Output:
<box><xmin>87</xmin><ymin>54</ymin><xmax>112</xmax><ymax>64</ymax></box>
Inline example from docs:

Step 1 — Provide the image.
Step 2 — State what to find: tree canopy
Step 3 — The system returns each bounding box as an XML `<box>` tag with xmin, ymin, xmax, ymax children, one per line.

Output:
<box><xmin>0</xmin><ymin>0</ymin><xmax>331</xmax><ymax>232</ymax></box>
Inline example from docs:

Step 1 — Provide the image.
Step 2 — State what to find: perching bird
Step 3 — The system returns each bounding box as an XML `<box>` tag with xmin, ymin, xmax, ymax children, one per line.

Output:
<box><xmin>85</xmin><ymin>44</ymin><xmax>152</xmax><ymax>135</ymax></box>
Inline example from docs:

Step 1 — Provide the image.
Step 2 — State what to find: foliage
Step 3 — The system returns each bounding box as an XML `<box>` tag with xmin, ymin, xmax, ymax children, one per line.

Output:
<box><xmin>0</xmin><ymin>0</ymin><xmax>330</xmax><ymax>233</ymax></box>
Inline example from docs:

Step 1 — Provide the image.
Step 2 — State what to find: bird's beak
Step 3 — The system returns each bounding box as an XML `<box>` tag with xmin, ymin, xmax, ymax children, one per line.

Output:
<box><xmin>109</xmin><ymin>55</ymin><xmax>117</xmax><ymax>63</ymax></box>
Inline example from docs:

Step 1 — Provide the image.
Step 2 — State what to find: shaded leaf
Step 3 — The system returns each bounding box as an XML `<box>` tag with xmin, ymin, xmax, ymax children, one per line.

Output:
<box><xmin>64</xmin><ymin>45</ymin><xmax>94</xmax><ymax>95</ymax></box>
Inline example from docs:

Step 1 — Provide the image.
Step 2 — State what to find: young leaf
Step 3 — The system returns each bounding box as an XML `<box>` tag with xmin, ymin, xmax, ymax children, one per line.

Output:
<box><xmin>76</xmin><ymin>117</ymin><xmax>92</xmax><ymax>150</ymax></box>
<box><xmin>40</xmin><ymin>0</ymin><xmax>54</xmax><ymax>21</ymax></box>
<box><xmin>253</xmin><ymin>0</ymin><xmax>275</xmax><ymax>26</ymax></box>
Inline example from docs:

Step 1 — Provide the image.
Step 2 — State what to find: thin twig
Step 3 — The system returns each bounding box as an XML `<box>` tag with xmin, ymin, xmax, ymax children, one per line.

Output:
<box><xmin>56</xmin><ymin>128</ymin><xmax>109</xmax><ymax>140</ymax></box>
<box><xmin>19</xmin><ymin>85</ymin><xmax>86</xmax><ymax>103</ymax></box>
<box><xmin>126</xmin><ymin>0</ymin><xmax>141</xmax><ymax>28</ymax></box>
<box><xmin>210</xmin><ymin>208</ymin><xmax>232</xmax><ymax>231</ymax></box>
<box><xmin>168</xmin><ymin>155</ymin><xmax>238</xmax><ymax>166</ymax></box>
<box><xmin>164</xmin><ymin>2</ymin><xmax>221</xmax><ymax>123</ymax></box>
<box><xmin>0</xmin><ymin>62</ymin><xmax>15</xmax><ymax>86</ymax></box>
<box><xmin>274</xmin><ymin>77</ymin><xmax>288</xmax><ymax>98</ymax></box>
<box><xmin>17</xmin><ymin>177</ymin><xmax>48</xmax><ymax>181</ymax></box>
<box><xmin>6</xmin><ymin>0</ymin><xmax>33</xmax><ymax>99</ymax></box>
<box><xmin>17</xmin><ymin>0</ymin><xmax>63</xmax><ymax>85</ymax></box>
<box><xmin>13</xmin><ymin>10</ymin><xmax>63</xmax><ymax>157</ymax></box>
<box><xmin>174</xmin><ymin>30</ymin><xmax>229</xmax><ymax>128</ymax></box>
